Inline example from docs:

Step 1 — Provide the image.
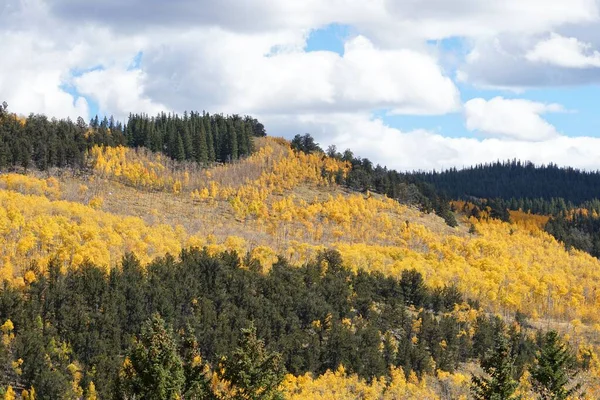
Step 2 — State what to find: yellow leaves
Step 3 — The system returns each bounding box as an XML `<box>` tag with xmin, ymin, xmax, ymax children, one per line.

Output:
<box><xmin>90</xmin><ymin>146</ymin><xmax>181</xmax><ymax>192</ymax></box>
<box><xmin>1</xmin><ymin>319</ymin><xmax>14</xmax><ymax>334</ymax></box>
<box><xmin>250</xmin><ymin>246</ymin><xmax>278</xmax><ymax>273</ymax></box>
<box><xmin>2</xmin><ymin>319</ymin><xmax>15</xmax><ymax>347</ymax></box>
<box><xmin>88</xmin><ymin>196</ymin><xmax>104</xmax><ymax>210</ymax></box>
<box><xmin>412</xmin><ymin>318</ymin><xmax>422</xmax><ymax>333</ymax></box>
<box><xmin>11</xmin><ymin>358</ymin><xmax>23</xmax><ymax>376</ymax></box>
<box><xmin>23</xmin><ymin>270</ymin><xmax>36</xmax><ymax>285</ymax></box>
<box><xmin>172</xmin><ymin>180</ymin><xmax>182</xmax><ymax>194</ymax></box>
<box><xmin>282</xmin><ymin>365</ymin><xmax>442</xmax><ymax>400</ymax></box>
<box><xmin>86</xmin><ymin>382</ymin><xmax>97</xmax><ymax>400</ymax></box>
<box><xmin>192</xmin><ymin>355</ymin><xmax>202</xmax><ymax>368</ymax></box>
<box><xmin>2</xmin><ymin>136</ymin><xmax>600</xmax><ymax>330</ymax></box>
<box><xmin>0</xmin><ymin>189</ymin><xmax>228</xmax><ymax>275</ymax></box>
<box><xmin>20</xmin><ymin>387</ymin><xmax>35</xmax><ymax>400</ymax></box>
<box><xmin>3</xmin><ymin>386</ymin><xmax>15</xmax><ymax>400</ymax></box>
<box><xmin>224</xmin><ymin>236</ymin><xmax>246</xmax><ymax>256</ymax></box>
<box><xmin>0</xmin><ymin>174</ymin><xmax>61</xmax><ymax>199</ymax></box>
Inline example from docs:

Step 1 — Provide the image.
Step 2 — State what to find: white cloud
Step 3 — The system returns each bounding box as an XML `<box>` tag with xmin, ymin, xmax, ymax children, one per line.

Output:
<box><xmin>526</xmin><ymin>33</ymin><xmax>600</xmax><ymax>68</ymax></box>
<box><xmin>265</xmin><ymin>112</ymin><xmax>600</xmax><ymax>171</ymax></box>
<box><xmin>3</xmin><ymin>0</ymin><xmax>600</xmax><ymax>173</ymax></box>
<box><xmin>45</xmin><ymin>0</ymin><xmax>599</xmax><ymax>43</ymax></box>
<box><xmin>74</xmin><ymin>68</ymin><xmax>166</xmax><ymax>121</ymax></box>
<box><xmin>140</xmin><ymin>32</ymin><xmax>460</xmax><ymax>116</ymax></box>
<box><xmin>458</xmin><ymin>31</ymin><xmax>600</xmax><ymax>87</ymax></box>
<box><xmin>464</xmin><ymin>97</ymin><xmax>563</xmax><ymax>141</ymax></box>
<box><xmin>0</xmin><ymin>31</ymin><xmax>89</xmax><ymax>120</ymax></box>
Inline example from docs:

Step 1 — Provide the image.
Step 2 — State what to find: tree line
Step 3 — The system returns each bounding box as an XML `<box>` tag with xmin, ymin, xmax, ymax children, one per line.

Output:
<box><xmin>0</xmin><ymin>102</ymin><xmax>265</xmax><ymax>172</ymax></box>
<box><xmin>412</xmin><ymin>160</ymin><xmax>600</xmax><ymax>205</ymax></box>
<box><xmin>0</xmin><ymin>248</ymin><xmax>583</xmax><ymax>398</ymax></box>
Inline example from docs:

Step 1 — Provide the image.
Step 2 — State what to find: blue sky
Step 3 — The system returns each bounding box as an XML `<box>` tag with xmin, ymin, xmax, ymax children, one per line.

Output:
<box><xmin>306</xmin><ymin>24</ymin><xmax>600</xmax><ymax>139</ymax></box>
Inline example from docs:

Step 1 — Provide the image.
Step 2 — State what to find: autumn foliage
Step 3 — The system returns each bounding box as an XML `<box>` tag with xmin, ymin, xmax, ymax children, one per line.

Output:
<box><xmin>1</xmin><ymin>136</ymin><xmax>600</xmax><ymax>397</ymax></box>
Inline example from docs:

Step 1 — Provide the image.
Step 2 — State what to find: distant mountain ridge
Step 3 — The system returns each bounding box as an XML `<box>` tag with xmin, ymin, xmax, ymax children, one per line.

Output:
<box><xmin>411</xmin><ymin>160</ymin><xmax>600</xmax><ymax>205</ymax></box>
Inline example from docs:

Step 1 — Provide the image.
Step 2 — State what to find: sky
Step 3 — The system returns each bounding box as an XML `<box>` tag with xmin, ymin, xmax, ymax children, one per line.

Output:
<box><xmin>2</xmin><ymin>1</ymin><xmax>600</xmax><ymax>171</ymax></box>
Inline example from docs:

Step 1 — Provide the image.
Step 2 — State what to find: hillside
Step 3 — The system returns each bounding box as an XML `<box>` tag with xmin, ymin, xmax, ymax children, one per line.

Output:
<box><xmin>0</xmin><ymin>108</ymin><xmax>599</xmax><ymax>399</ymax></box>
<box><xmin>0</xmin><ymin>135</ymin><xmax>597</xmax><ymax>397</ymax></box>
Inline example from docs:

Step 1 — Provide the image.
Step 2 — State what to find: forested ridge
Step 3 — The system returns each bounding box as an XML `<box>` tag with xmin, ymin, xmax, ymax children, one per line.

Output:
<box><xmin>413</xmin><ymin>160</ymin><xmax>600</xmax><ymax>205</ymax></box>
<box><xmin>0</xmin><ymin>102</ymin><xmax>262</xmax><ymax>171</ymax></box>
<box><xmin>0</xmin><ymin>104</ymin><xmax>597</xmax><ymax>398</ymax></box>
<box><xmin>0</xmin><ymin>249</ymin><xmax>585</xmax><ymax>399</ymax></box>
<box><xmin>0</xmin><ymin>105</ymin><xmax>456</xmax><ymax>226</ymax></box>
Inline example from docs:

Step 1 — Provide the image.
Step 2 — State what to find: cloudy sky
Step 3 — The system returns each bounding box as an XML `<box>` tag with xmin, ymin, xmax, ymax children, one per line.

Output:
<box><xmin>2</xmin><ymin>0</ymin><xmax>600</xmax><ymax>171</ymax></box>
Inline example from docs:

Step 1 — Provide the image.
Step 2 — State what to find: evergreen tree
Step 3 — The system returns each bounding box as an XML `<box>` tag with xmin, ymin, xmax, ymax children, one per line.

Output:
<box><xmin>175</xmin><ymin>132</ymin><xmax>186</xmax><ymax>162</ymax></box>
<box><xmin>120</xmin><ymin>314</ymin><xmax>185</xmax><ymax>400</ymax></box>
<box><xmin>179</xmin><ymin>326</ymin><xmax>214</xmax><ymax>399</ymax></box>
<box><xmin>291</xmin><ymin>133</ymin><xmax>322</xmax><ymax>154</ymax></box>
<box><xmin>530</xmin><ymin>330</ymin><xmax>582</xmax><ymax>400</ymax></box>
<box><xmin>196</xmin><ymin>120</ymin><xmax>209</xmax><ymax>164</ymax></box>
<box><xmin>471</xmin><ymin>329</ymin><xmax>521</xmax><ymax>400</ymax></box>
<box><xmin>0</xmin><ymin>101</ymin><xmax>7</xmax><ymax>121</ymax></box>
<box><xmin>204</xmin><ymin>114</ymin><xmax>215</xmax><ymax>162</ymax></box>
<box><xmin>219</xmin><ymin>324</ymin><xmax>286</xmax><ymax>400</ymax></box>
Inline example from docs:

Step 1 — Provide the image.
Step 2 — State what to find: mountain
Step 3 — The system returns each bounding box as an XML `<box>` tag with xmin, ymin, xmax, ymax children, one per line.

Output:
<box><xmin>0</xmin><ymin>106</ymin><xmax>596</xmax><ymax>399</ymax></box>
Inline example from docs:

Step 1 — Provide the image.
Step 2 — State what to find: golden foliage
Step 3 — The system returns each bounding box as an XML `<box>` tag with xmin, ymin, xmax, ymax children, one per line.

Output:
<box><xmin>0</xmin><ymin>174</ymin><xmax>61</xmax><ymax>200</ymax></box>
<box><xmin>280</xmin><ymin>365</ymin><xmax>464</xmax><ymax>399</ymax></box>
<box><xmin>4</xmin><ymin>137</ymin><xmax>600</xmax><ymax>396</ymax></box>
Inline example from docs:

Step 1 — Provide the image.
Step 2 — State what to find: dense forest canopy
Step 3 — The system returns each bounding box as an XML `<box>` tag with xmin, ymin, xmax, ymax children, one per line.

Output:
<box><xmin>413</xmin><ymin>160</ymin><xmax>600</xmax><ymax>205</ymax></box>
<box><xmin>0</xmin><ymin>248</ymin><xmax>582</xmax><ymax>399</ymax></box>
<box><xmin>0</xmin><ymin>106</ymin><xmax>263</xmax><ymax>171</ymax></box>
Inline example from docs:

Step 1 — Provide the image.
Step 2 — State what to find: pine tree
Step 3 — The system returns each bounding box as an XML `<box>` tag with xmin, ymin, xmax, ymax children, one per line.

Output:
<box><xmin>228</xmin><ymin>119</ymin><xmax>238</xmax><ymax>161</ymax></box>
<box><xmin>0</xmin><ymin>101</ymin><xmax>7</xmax><ymax>121</ymax></box>
<box><xmin>198</xmin><ymin>122</ymin><xmax>209</xmax><ymax>164</ymax></box>
<box><xmin>204</xmin><ymin>115</ymin><xmax>215</xmax><ymax>162</ymax></box>
<box><xmin>219</xmin><ymin>324</ymin><xmax>286</xmax><ymax>400</ymax></box>
<box><xmin>119</xmin><ymin>314</ymin><xmax>185</xmax><ymax>400</ymax></box>
<box><xmin>179</xmin><ymin>326</ymin><xmax>214</xmax><ymax>399</ymax></box>
<box><xmin>530</xmin><ymin>330</ymin><xmax>582</xmax><ymax>400</ymax></box>
<box><xmin>175</xmin><ymin>132</ymin><xmax>186</xmax><ymax>162</ymax></box>
<box><xmin>471</xmin><ymin>330</ymin><xmax>521</xmax><ymax>400</ymax></box>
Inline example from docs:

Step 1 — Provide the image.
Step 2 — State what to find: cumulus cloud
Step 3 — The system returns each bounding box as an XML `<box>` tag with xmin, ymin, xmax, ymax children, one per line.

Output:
<box><xmin>458</xmin><ymin>31</ymin><xmax>600</xmax><ymax>87</ymax></box>
<box><xmin>265</xmin><ymin>112</ymin><xmax>600</xmax><ymax>171</ymax></box>
<box><xmin>464</xmin><ymin>97</ymin><xmax>563</xmax><ymax>141</ymax></box>
<box><xmin>139</xmin><ymin>32</ymin><xmax>460</xmax><ymax>116</ymax></box>
<box><xmin>45</xmin><ymin>0</ymin><xmax>599</xmax><ymax>42</ymax></box>
<box><xmin>526</xmin><ymin>33</ymin><xmax>600</xmax><ymax>68</ymax></box>
<box><xmin>73</xmin><ymin>68</ymin><xmax>166</xmax><ymax>121</ymax></box>
<box><xmin>0</xmin><ymin>31</ymin><xmax>89</xmax><ymax>119</ymax></box>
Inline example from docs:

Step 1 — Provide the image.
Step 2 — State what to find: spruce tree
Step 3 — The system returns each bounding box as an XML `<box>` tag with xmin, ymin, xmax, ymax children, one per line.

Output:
<box><xmin>175</xmin><ymin>132</ymin><xmax>186</xmax><ymax>162</ymax></box>
<box><xmin>204</xmin><ymin>115</ymin><xmax>215</xmax><ymax>162</ymax></box>
<box><xmin>119</xmin><ymin>314</ymin><xmax>185</xmax><ymax>400</ymax></box>
<box><xmin>228</xmin><ymin>119</ymin><xmax>238</xmax><ymax>161</ymax></box>
<box><xmin>530</xmin><ymin>330</ymin><xmax>582</xmax><ymax>400</ymax></box>
<box><xmin>471</xmin><ymin>329</ymin><xmax>521</xmax><ymax>400</ymax></box>
<box><xmin>197</xmin><ymin>122</ymin><xmax>209</xmax><ymax>164</ymax></box>
<box><xmin>219</xmin><ymin>324</ymin><xmax>286</xmax><ymax>400</ymax></box>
